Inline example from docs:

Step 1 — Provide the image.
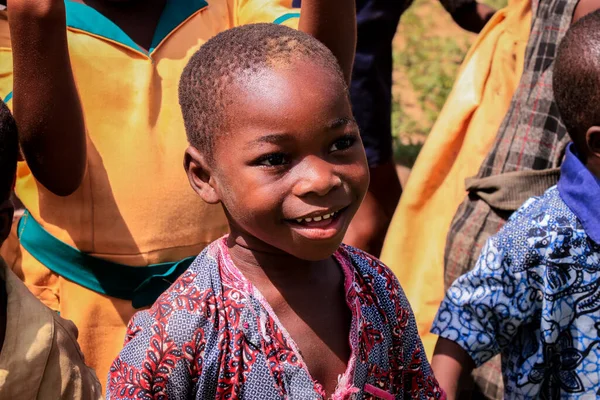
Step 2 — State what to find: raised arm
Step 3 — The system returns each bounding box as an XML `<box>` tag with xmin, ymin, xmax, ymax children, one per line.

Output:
<box><xmin>7</xmin><ymin>0</ymin><xmax>86</xmax><ymax>196</ymax></box>
<box><xmin>438</xmin><ymin>0</ymin><xmax>495</xmax><ymax>34</ymax></box>
<box><xmin>450</xmin><ymin>2</ymin><xmax>495</xmax><ymax>33</ymax></box>
<box><xmin>298</xmin><ymin>0</ymin><xmax>355</xmax><ymax>84</ymax></box>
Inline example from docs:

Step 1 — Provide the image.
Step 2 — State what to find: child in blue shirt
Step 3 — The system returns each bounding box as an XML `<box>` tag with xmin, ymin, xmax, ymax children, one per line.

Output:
<box><xmin>430</xmin><ymin>10</ymin><xmax>600</xmax><ymax>399</ymax></box>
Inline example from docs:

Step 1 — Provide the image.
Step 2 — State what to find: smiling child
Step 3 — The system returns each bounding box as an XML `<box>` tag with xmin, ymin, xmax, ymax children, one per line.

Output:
<box><xmin>107</xmin><ymin>24</ymin><xmax>444</xmax><ymax>400</ymax></box>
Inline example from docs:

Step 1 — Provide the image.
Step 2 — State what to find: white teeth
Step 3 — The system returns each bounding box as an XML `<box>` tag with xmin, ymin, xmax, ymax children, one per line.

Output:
<box><xmin>294</xmin><ymin>211</ymin><xmax>338</xmax><ymax>224</ymax></box>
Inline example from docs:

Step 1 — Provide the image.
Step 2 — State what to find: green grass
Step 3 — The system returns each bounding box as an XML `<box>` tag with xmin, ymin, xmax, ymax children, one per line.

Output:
<box><xmin>392</xmin><ymin>0</ymin><xmax>508</xmax><ymax>167</ymax></box>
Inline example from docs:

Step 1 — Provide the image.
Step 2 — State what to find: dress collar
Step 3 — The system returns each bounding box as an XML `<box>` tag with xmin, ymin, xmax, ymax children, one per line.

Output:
<box><xmin>65</xmin><ymin>0</ymin><xmax>209</xmax><ymax>54</ymax></box>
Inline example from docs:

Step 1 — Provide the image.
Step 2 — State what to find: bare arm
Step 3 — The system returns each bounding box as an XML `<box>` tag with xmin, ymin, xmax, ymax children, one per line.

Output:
<box><xmin>298</xmin><ymin>0</ymin><xmax>356</xmax><ymax>84</ymax></box>
<box><xmin>451</xmin><ymin>2</ymin><xmax>496</xmax><ymax>33</ymax></box>
<box><xmin>8</xmin><ymin>0</ymin><xmax>86</xmax><ymax>196</ymax></box>
<box><xmin>432</xmin><ymin>337</ymin><xmax>476</xmax><ymax>400</ymax></box>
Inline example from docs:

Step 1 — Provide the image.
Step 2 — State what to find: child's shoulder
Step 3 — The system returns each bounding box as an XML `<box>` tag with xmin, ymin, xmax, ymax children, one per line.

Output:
<box><xmin>130</xmin><ymin>239</ymin><xmax>227</xmax><ymax>329</ymax></box>
<box><xmin>500</xmin><ymin>186</ymin><xmax>578</xmax><ymax>234</ymax></box>
<box><xmin>338</xmin><ymin>244</ymin><xmax>410</xmax><ymax>303</ymax></box>
<box><xmin>493</xmin><ymin>186</ymin><xmax>593</xmax><ymax>269</ymax></box>
<box><xmin>339</xmin><ymin>244</ymin><xmax>395</xmax><ymax>280</ymax></box>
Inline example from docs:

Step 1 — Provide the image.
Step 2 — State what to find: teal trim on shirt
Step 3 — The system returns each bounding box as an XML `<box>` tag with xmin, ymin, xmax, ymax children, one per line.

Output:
<box><xmin>150</xmin><ymin>0</ymin><xmax>209</xmax><ymax>52</ymax></box>
<box><xmin>3</xmin><ymin>92</ymin><xmax>12</xmax><ymax>104</ymax></box>
<box><xmin>17</xmin><ymin>210</ymin><xmax>196</xmax><ymax>308</ymax></box>
<box><xmin>64</xmin><ymin>0</ymin><xmax>208</xmax><ymax>54</ymax></box>
<box><xmin>65</xmin><ymin>1</ymin><xmax>143</xmax><ymax>52</ymax></box>
<box><xmin>273</xmin><ymin>12</ymin><xmax>301</xmax><ymax>25</ymax></box>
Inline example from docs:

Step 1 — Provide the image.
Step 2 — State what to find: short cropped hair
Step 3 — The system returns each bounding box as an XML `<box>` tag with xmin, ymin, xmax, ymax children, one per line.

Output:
<box><xmin>179</xmin><ymin>23</ymin><xmax>347</xmax><ymax>159</ymax></box>
<box><xmin>0</xmin><ymin>100</ymin><xmax>17</xmax><ymax>201</ymax></box>
<box><xmin>553</xmin><ymin>10</ymin><xmax>600</xmax><ymax>150</ymax></box>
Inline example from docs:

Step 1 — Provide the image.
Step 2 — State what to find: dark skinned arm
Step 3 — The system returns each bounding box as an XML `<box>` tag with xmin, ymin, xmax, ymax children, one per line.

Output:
<box><xmin>7</xmin><ymin>0</ymin><xmax>86</xmax><ymax>196</ymax></box>
<box><xmin>450</xmin><ymin>1</ymin><xmax>496</xmax><ymax>33</ymax></box>
<box><xmin>431</xmin><ymin>337</ymin><xmax>476</xmax><ymax>400</ymax></box>
<box><xmin>298</xmin><ymin>0</ymin><xmax>356</xmax><ymax>84</ymax></box>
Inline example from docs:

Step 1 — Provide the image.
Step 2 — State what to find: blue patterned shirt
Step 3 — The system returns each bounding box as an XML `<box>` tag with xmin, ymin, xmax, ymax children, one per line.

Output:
<box><xmin>432</xmin><ymin>144</ymin><xmax>600</xmax><ymax>399</ymax></box>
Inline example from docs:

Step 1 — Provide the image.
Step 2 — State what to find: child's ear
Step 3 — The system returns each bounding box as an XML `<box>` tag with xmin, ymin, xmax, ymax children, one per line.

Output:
<box><xmin>586</xmin><ymin>126</ymin><xmax>600</xmax><ymax>158</ymax></box>
<box><xmin>0</xmin><ymin>199</ymin><xmax>13</xmax><ymax>245</ymax></box>
<box><xmin>184</xmin><ymin>146</ymin><xmax>221</xmax><ymax>204</ymax></box>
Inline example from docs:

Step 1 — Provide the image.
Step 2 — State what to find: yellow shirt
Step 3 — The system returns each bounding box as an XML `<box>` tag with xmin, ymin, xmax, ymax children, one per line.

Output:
<box><xmin>1</xmin><ymin>0</ymin><xmax>300</xmax><ymax>270</ymax></box>
<box><xmin>0</xmin><ymin>0</ymin><xmax>299</xmax><ymax>391</ymax></box>
<box><xmin>0</xmin><ymin>260</ymin><xmax>102</xmax><ymax>400</ymax></box>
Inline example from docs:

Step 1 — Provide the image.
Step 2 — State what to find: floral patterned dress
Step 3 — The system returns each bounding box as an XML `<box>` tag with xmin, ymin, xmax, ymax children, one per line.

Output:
<box><xmin>433</xmin><ymin>145</ymin><xmax>600</xmax><ymax>399</ymax></box>
<box><xmin>107</xmin><ymin>238</ymin><xmax>444</xmax><ymax>399</ymax></box>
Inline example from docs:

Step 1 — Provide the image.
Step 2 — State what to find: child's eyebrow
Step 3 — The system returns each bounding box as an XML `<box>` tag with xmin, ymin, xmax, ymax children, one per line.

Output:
<box><xmin>247</xmin><ymin>118</ymin><xmax>356</xmax><ymax>148</ymax></box>
<box><xmin>248</xmin><ymin>133</ymin><xmax>293</xmax><ymax>147</ymax></box>
<box><xmin>327</xmin><ymin>117</ymin><xmax>355</xmax><ymax>130</ymax></box>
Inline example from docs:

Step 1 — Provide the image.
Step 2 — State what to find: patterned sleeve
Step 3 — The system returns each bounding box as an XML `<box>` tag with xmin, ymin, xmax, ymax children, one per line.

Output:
<box><xmin>347</xmin><ymin>247</ymin><xmax>445</xmax><ymax>399</ymax></box>
<box><xmin>386</xmin><ymin>265</ymin><xmax>446</xmax><ymax>399</ymax></box>
<box><xmin>431</xmin><ymin>232</ymin><xmax>540</xmax><ymax>367</ymax></box>
<box><xmin>106</xmin><ymin>274</ymin><xmax>216</xmax><ymax>399</ymax></box>
<box><xmin>230</xmin><ymin>0</ymin><xmax>300</xmax><ymax>28</ymax></box>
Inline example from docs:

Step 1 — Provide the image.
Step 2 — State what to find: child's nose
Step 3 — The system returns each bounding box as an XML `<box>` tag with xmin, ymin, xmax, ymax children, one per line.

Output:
<box><xmin>292</xmin><ymin>156</ymin><xmax>343</xmax><ymax>197</ymax></box>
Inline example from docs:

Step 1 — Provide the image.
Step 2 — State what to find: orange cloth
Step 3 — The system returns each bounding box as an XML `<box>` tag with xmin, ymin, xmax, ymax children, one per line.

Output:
<box><xmin>0</xmin><ymin>1</ymin><xmax>299</xmax><ymax>392</ymax></box>
<box><xmin>380</xmin><ymin>0</ymin><xmax>531</xmax><ymax>358</ymax></box>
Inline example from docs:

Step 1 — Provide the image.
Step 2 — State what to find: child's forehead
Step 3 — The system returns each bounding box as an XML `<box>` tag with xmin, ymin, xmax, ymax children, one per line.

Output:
<box><xmin>229</xmin><ymin>60</ymin><xmax>345</xmax><ymax>102</ymax></box>
<box><xmin>227</xmin><ymin>66</ymin><xmax>346</xmax><ymax>115</ymax></box>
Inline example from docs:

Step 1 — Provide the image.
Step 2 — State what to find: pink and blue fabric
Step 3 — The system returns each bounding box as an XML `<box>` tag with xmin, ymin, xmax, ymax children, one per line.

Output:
<box><xmin>106</xmin><ymin>238</ymin><xmax>445</xmax><ymax>399</ymax></box>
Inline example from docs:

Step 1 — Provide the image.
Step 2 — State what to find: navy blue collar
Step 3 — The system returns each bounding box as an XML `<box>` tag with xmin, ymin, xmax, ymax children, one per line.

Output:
<box><xmin>557</xmin><ymin>143</ymin><xmax>600</xmax><ymax>244</ymax></box>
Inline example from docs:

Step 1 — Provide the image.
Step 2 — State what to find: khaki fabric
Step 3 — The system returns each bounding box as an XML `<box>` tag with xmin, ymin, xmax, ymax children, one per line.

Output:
<box><xmin>465</xmin><ymin>168</ymin><xmax>561</xmax><ymax>211</ymax></box>
<box><xmin>0</xmin><ymin>260</ymin><xmax>102</xmax><ymax>399</ymax></box>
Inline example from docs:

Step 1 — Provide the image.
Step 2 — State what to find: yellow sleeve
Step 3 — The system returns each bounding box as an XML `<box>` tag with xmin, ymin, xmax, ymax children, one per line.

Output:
<box><xmin>230</xmin><ymin>0</ymin><xmax>300</xmax><ymax>29</ymax></box>
<box><xmin>0</xmin><ymin>10</ymin><xmax>13</xmax><ymax>105</ymax></box>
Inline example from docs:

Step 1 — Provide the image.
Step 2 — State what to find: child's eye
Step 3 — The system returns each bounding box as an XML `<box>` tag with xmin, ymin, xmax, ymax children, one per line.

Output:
<box><xmin>256</xmin><ymin>153</ymin><xmax>289</xmax><ymax>167</ymax></box>
<box><xmin>330</xmin><ymin>135</ymin><xmax>357</xmax><ymax>152</ymax></box>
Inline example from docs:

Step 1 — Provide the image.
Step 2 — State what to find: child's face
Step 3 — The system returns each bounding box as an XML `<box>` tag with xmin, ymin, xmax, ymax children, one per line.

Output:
<box><xmin>187</xmin><ymin>60</ymin><xmax>369</xmax><ymax>261</ymax></box>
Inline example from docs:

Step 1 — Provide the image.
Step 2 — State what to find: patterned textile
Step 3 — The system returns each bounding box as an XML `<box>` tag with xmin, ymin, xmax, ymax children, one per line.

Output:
<box><xmin>107</xmin><ymin>238</ymin><xmax>444</xmax><ymax>400</ymax></box>
<box><xmin>443</xmin><ymin>0</ymin><xmax>577</xmax><ymax>397</ymax></box>
<box><xmin>433</xmin><ymin>146</ymin><xmax>600</xmax><ymax>398</ymax></box>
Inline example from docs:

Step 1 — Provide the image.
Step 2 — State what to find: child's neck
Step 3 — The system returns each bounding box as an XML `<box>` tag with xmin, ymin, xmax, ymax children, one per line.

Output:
<box><xmin>71</xmin><ymin>0</ymin><xmax>167</xmax><ymax>51</ymax></box>
<box><xmin>226</xmin><ymin>234</ymin><xmax>352</xmax><ymax>396</ymax></box>
<box><xmin>227</xmin><ymin>236</ymin><xmax>337</xmax><ymax>287</ymax></box>
<box><xmin>586</xmin><ymin>158</ymin><xmax>600</xmax><ymax>181</ymax></box>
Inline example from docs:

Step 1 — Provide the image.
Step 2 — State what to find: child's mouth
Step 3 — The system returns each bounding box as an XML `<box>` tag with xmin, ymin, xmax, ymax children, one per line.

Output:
<box><xmin>292</xmin><ymin>209</ymin><xmax>340</xmax><ymax>226</ymax></box>
<box><xmin>285</xmin><ymin>207</ymin><xmax>348</xmax><ymax>240</ymax></box>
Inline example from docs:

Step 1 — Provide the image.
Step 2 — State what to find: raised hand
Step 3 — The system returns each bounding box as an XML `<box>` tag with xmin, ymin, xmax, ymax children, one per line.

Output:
<box><xmin>8</xmin><ymin>0</ymin><xmax>86</xmax><ymax>196</ymax></box>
